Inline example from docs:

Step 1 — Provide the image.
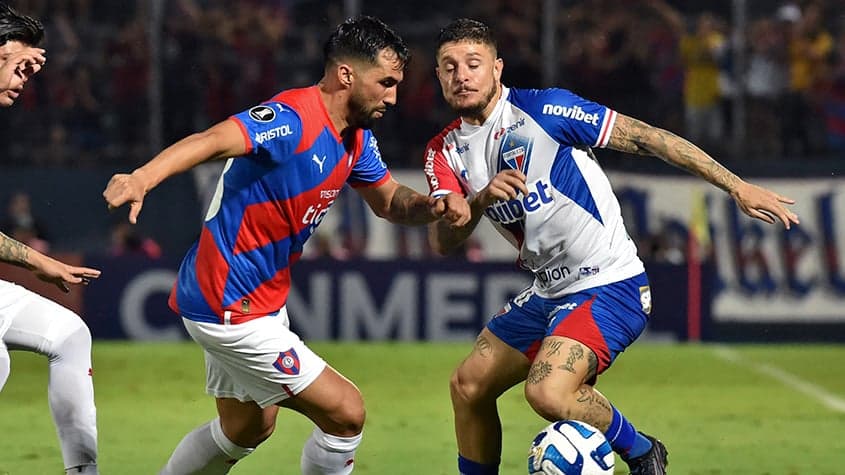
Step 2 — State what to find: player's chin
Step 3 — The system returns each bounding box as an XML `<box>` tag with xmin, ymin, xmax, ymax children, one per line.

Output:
<box><xmin>0</xmin><ymin>94</ymin><xmax>15</xmax><ymax>107</ymax></box>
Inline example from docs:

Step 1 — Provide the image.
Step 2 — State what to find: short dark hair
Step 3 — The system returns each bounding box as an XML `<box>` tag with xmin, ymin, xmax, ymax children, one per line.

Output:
<box><xmin>323</xmin><ymin>15</ymin><xmax>409</xmax><ymax>69</ymax></box>
<box><xmin>436</xmin><ymin>18</ymin><xmax>496</xmax><ymax>54</ymax></box>
<box><xmin>0</xmin><ymin>3</ymin><xmax>43</xmax><ymax>46</ymax></box>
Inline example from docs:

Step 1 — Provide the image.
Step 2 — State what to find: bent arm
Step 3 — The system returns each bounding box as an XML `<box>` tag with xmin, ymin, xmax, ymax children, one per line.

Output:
<box><xmin>428</xmin><ymin>196</ymin><xmax>486</xmax><ymax>255</ymax></box>
<box><xmin>356</xmin><ymin>178</ymin><xmax>439</xmax><ymax>226</ymax></box>
<box><xmin>131</xmin><ymin>119</ymin><xmax>247</xmax><ymax>193</ymax></box>
<box><xmin>104</xmin><ymin>119</ymin><xmax>247</xmax><ymax>223</ymax></box>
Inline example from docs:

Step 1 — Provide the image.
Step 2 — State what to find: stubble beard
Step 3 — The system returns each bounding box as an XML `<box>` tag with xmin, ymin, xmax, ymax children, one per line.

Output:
<box><xmin>452</xmin><ymin>82</ymin><xmax>498</xmax><ymax>121</ymax></box>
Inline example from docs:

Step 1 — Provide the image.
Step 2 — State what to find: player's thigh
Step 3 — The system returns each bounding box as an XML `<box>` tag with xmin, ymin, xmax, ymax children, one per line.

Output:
<box><xmin>526</xmin><ymin>336</ymin><xmax>597</xmax><ymax>396</ymax></box>
<box><xmin>452</xmin><ymin>327</ymin><xmax>531</xmax><ymax>400</ymax></box>
<box><xmin>545</xmin><ymin>274</ymin><xmax>650</xmax><ymax>377</ymax></box>
<box><xmin>184</xmin><ymin>314</ymin><xmax>327</xmax><ymax>409</ymax></box>
<box><xmin>278</xmin><ymin>365</ymin><xmax>364</xmax><ymax>436</ymax></box>
<box><xmin>0</xmin><ymin>281</ymin><xmax>86</xmax><ymax>353</ymax></box>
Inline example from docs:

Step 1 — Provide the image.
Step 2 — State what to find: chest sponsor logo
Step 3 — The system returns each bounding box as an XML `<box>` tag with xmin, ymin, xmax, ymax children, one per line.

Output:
<box><xmin>542</xmin><ymin>104</ymin><xmax>600</xmax><ymax>126</ymax></box>
<box><xmin>494</xmin><ymin>117</ymin><xmax>526</xmax><ymax>140</ymax></box>
<box><xmin>484</xmin><ymin>180</ymin><xmax>553</xmax><ymax>224</ymax></box>
<box><xmin>248</xmin><ymin>105</ymin><xmax>276</xmax><ymax>123</ymax></box>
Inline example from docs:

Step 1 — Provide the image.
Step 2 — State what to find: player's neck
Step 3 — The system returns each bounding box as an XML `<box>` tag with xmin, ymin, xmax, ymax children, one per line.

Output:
<box><xmin>317</xmin><ymin>81</ymin><xmax>352</xmax><ymax>135</ymax></box>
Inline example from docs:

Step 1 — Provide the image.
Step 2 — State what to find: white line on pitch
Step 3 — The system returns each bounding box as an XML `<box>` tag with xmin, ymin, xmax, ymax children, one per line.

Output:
<box><xmin>712</xmin><ymin>345</ymin><xmax>845</xmax><ymax>413</ymax></box>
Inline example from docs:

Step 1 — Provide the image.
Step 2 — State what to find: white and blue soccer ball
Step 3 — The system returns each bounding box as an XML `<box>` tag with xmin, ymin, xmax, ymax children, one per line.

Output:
<box><xmin>528</xmin><ymin>420</ymin><xmax>615</xmax><ymax>475</ymax></box>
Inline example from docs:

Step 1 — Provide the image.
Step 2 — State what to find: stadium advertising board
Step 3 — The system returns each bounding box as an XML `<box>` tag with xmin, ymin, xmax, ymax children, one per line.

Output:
<box><xmin>607</xmin><ymin>172</ymin><xmax>845</xmax><ymax>324</ymax></box>
<box><xmin>386</xmin><ymin>171</ymin><xmax>845</xmax><ymax>325</ymax></box>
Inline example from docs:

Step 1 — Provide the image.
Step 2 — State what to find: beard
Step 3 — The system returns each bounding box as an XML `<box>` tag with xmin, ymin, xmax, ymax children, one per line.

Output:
<box><xmin>450</xmin><ymin>82</ymin><xmax>498</xmax><ymax>118</ymax></box>
<box><xmin>348</xmin><ymin>91</ymin><xmax>383</xmax><ymax>129</ymax></box>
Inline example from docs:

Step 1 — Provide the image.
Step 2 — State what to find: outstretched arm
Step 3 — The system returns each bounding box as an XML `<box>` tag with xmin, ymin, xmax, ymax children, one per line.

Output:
<box><xmin>0</xmin><ymin>231</ymin><xmax>100</xmax><ymax>292</ymax></box>
<box><xmin>103</xmin><ymin>119</ymin><xmax>246</xmax><ymax>223</ymax></box>
<box><xmin>429</xmin><ymin>169</ymin><xmax>528</xmax><ymax>255</ymax></box>
<box><xmin>607</xmin><ymin>113</ymin><xmax>800</xmax><ymax>228</ymax></box>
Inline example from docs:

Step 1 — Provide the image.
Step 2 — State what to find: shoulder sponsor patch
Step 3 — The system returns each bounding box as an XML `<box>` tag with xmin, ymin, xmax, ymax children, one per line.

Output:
<box><xmin>248</xmin><ymin>105</ymin><xmax>276</xmax><ymax>123</ymax></box>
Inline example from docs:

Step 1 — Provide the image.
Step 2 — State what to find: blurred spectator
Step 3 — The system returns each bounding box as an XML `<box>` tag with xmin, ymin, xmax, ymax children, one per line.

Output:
<box><xmin>822</xmin><ymin>32</ymin><xmax>845</xmax><ymax>152</ymax></box>
<box><xmin>109</xmin><ymin>222</ymin><xmax>162</xmax><ymax>259</ymax></box>
<box><xmin>782</xmin><ymin>1</ymin><xmax>833</xmax><ymax>156</ymax></box>
<box><xmin>680</xmin><ymin>12</ymin><xmax>727</xmax><ymax>152</ymax></box>
<box><xmin>1</xmin><ymin>191</ymin><xmax>50</xmax><ymax>253</ymax></box>
<box><xmin>745</xmin><ymin>17</ymin><xmax>789</xmax><ymax>158</ymax></box>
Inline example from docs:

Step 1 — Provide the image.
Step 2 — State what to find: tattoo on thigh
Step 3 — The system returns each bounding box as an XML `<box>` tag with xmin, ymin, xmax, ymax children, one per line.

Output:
<box><xmin>527</xmin><ymin>360</ymin><xmax>552</xmax><ymax>384</ymax></box>
<box><xmin>559</xmin><ymin>344</ymin><xmax>585</xmax><ymax>374</ymax></box>
<box><xmin>586</xmin><ymin>350</ymin><xmax>598</xmax><ymax>380</ymax></box>
<box><xmin>475</xmin><ymin>336</ymin><xmax>492</xmax><ymax>357</ymax></box>
<box><xmin>543</xmin><ymin>340</ymin><xmax>563</xmax><ymax>358</ymax></box>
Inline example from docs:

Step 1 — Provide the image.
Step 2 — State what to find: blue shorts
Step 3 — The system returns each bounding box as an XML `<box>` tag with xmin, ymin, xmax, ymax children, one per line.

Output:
<box><xmin>486</xmin><ymin>273</ymin><xmax>651</xmax><ymax>375</ymax></box>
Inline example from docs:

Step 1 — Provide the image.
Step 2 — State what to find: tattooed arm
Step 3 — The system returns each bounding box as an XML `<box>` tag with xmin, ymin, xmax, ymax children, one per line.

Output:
<box><xmin>0</xmin><ymin>231</ymin><xmax>33</xmax><ymax>268</ymax></box>
<box><xmin>0</xmin><ymin>231</ymin><xmax>100</xmax><ymax>292</ymax></box>
<box><xmin>357</xmin><ymin>177</ymin><xmax>470</xmax><ymax>226</ymax></box>
<box><xmin>607</xmin><ymin>113</ymin><xmax>800</xmax><ymax>229</ymax></box>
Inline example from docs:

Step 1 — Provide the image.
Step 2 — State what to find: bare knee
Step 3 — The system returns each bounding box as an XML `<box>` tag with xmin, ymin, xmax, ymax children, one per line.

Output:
<box><xmin>525</xmin><ymin>383</ymin><xmax>577</xmax><ymax>422</ymax></box>
<box><xmin>218</xmin><ymin>402</ymin><xmax>277</xmax><ymax>448</ymax></box>
<box><xmin>450</xmin><ymin>365</ymin><xmax>495</xmax><ymax>408</ymax></box>
<box><xmin>326</xmin><ymin>389</ymin><xmax>366</xmax><ymax>437</ymax></box>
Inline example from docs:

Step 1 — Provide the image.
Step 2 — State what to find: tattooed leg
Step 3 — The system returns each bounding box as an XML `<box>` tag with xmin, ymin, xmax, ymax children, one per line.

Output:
<box><xmin>524</xmin><ymin>336</ymin><xmax>613</xmax><ymax>431</ymax></box>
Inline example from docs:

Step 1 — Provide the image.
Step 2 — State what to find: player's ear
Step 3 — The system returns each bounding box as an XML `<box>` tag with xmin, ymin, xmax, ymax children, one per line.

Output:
<box><xmin>337</xmin><ymin>63</ymin><xmax>354</xmax><ymax>88</ymax></box>
<box><xmin>493</xmin><ymin>57</ymin><xmax>503</xmax><ymax>82</ymax></box>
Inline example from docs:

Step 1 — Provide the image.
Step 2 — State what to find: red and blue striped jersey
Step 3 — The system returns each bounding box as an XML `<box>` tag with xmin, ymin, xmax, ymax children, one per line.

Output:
<box><xmin>169</xmin><ymin>86</ymin><xmax>391</xmax><ymax>324</ymax></box>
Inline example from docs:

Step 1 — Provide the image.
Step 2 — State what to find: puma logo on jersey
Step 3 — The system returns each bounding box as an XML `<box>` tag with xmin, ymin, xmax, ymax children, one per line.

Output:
<box><xmin>312</xmin><ymin>154</ymin><xmax>327</xmax><ymax>173</ymax></box>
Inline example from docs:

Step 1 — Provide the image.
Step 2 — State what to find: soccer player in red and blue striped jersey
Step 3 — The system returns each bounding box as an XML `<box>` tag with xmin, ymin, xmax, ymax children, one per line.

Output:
<box><xmin>104</xmin><ymin>16</ymin><xmax>467</xmax><ymax>475</ymax></box>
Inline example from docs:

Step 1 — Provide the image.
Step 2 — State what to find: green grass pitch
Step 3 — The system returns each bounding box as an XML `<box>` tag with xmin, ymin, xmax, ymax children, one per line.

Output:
<box><xmin>1</xmin><ymin>342</ymin><xmax>844</xmax><ymax>474</ymax></box>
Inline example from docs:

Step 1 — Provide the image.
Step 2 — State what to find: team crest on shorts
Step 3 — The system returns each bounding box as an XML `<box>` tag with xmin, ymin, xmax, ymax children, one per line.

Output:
<box><xmin>273</xmin><ymin>348</ymin><xmax>301</xmax><ymax>375</ymax></box>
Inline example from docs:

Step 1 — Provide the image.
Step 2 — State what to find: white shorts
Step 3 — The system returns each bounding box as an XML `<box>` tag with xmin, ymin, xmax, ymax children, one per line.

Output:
<box><xmin>0</xmin><ymin>279</ymin><xmax>86</xmax><ymax>346</ymax></box>
<box><xmin>182</xmin><ymin>308</ymin><xmax>326</xmax><ymax>408</ymax></box>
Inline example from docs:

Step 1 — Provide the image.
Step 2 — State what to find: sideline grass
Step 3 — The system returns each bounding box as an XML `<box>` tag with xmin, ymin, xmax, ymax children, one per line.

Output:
<box><xmin>1</xmin><ymin>342</ymin><xmax>844</xmax><ymax>474</ymax></box>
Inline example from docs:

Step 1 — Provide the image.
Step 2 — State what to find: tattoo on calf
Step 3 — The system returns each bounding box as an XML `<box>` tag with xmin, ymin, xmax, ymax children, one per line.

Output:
<box><xmin>527</xmin><ymin>360</ymin><xmax>552</xmax><ymax>384</ymax></box>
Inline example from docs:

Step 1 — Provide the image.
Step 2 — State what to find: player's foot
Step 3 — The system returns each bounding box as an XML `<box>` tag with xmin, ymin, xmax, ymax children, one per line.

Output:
<box><xmin>626</xmin><ymin>433</ymin><xmax>668</xmax><ymax>475</ymax></box>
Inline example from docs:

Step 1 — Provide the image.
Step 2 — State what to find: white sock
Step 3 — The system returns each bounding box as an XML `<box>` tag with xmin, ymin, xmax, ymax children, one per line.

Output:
<box><xmin>160</xmin><ymin>417</ymin><xmax>254</xmax><ymax>475</ymax></box>
<box><xmin>301</xmin><ymin>427</ymin><xmax>362</xmax><ymax>475</ymax></box>
<box><xmin>46</xmin><ymin>323</ymin><xmax>99</xmax><ymax>473</ymax></box>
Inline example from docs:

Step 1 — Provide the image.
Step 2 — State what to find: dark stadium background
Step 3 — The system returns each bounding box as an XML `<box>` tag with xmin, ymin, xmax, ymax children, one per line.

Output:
<box><xmin>0</xmin><ymin>0</ymin><xmax>844</xmax><ymax>343</ymax></box>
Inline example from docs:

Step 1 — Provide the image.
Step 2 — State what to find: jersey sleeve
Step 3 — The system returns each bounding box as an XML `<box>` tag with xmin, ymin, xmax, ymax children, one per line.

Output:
<box><xmin>423</xmin><ymin>135</ymin><xmax>464</xmax><ymax>198</ymax></box>
<box><xmin>229</xmin><ymin>102</ymin><xmax>303</xmax><ymax>163</ymax></box>
<box><xmin>348</xmin><ymin>130</ymin><xmax>391</xmax><ymax>188</ymax></box>
<box><xmin>510</xmin><ymin>88</ymin><xmax>617</xmax><ymax>148</ymax></box>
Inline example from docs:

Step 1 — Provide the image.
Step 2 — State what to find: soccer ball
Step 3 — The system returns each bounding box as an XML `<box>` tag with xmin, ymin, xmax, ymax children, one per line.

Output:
<box><xmin>528</xmin><ymin>420</ymin><xmax>615</xmax><ymax>475</ymax></box>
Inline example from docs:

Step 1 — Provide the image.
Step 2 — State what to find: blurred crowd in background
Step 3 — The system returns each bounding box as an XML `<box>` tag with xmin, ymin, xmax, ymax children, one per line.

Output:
<box><xmin>1</xmin><ymin>0</ymin><xmax>844</xmax><ymax>168</ymax></box>
<box><xmin>0</xmin><ymin>0</ymin><xmax>843</xmax><ymax>262</ymax></box>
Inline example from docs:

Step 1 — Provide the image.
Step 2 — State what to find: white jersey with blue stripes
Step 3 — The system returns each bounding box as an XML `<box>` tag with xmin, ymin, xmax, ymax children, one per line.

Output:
<box><xmin>425</xmin><ymin>86</ymin><xmax>644</xmax><ymax>298</ymax></box>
